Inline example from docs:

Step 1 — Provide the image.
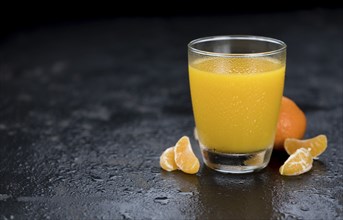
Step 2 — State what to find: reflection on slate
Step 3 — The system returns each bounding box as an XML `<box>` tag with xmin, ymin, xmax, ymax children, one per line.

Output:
<box><xmin>0</xmin><ymin>8</ymin><xmax>342</xmax><ymax>219</ymax></box>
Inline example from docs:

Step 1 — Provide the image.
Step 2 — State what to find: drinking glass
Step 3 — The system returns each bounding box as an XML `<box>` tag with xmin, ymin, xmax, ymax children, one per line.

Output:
<box><xmin>188</xmin><ymin>35</ymin><xmax>286</xmax><ymax>173</ymax></box>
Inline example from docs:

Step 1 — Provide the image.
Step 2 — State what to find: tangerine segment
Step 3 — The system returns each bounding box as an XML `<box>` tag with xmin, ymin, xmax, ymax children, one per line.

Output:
<box><xmin>160</xmin><ymin>147</ymin><xmax>178</xmax><ymax>172</ymax></box>
<box><xmin>284</xmin><ymin>135</ymin><xmax>327</xmax><ymax>158</ymax></box>
<box><xmin>279</xmin><ymin>148</ymin><xmax>313</xmax><ymax>176</ymax></box>
<box><xmin>174</xmin><ymin>136</ymin><xmax>200</xmax><ymax>174</ymax></box>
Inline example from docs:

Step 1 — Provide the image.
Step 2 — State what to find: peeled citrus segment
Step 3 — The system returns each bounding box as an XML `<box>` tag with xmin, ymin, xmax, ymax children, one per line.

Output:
<box><xmin>160</xmin><ymin>147</ymin><xmax>178</xmax><ymax>172</ymax></box>
<box><xmin>279</xmin><ymin>148</ymin><xmax>313</xmax><ymax>176</ymax></box>
<box><xmin>174</xmin><ymin>136</ymin><xmax>200</xmax><ymax>174</ymax></box>
<box><xmin>285</xmin><ymin>135</ymin><xmax>327</xmax><ymax>158</ymax></box>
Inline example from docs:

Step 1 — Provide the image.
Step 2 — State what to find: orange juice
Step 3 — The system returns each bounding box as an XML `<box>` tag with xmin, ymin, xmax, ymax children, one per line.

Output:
<box><xmin>189</xmin><ymin>57</ymin><xmax>285</xmax><ymax>153</ymax></box>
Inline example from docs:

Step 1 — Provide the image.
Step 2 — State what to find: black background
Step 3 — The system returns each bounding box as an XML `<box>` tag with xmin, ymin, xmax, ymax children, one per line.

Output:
<box><xmin>2</xmin><ymin>3</ymin><xmax>342</xmax><ymax>35</ymax></box>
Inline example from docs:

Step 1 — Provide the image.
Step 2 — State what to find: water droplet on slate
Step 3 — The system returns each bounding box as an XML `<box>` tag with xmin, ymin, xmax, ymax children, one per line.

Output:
<box><xmin>151</xmin><ymin>167</ymin><xmax>160</xmax><ymax>173</ymax></box>
<box><xmin>121</xmin><ymin>212</ymin><xmax>132</xmax><ymax>220</ymax></box>
<box><xmin>109</xmin><ymin>175</ymin><xmax>120</xmax><ymax>180</ymax></box>
<box><xmin>90</xmin><ymin>175</ymin><xmax>104</xmax><ymax>182</ymax></box>
<box><xmin>178</xmin><ymin>191</ymin><xmax>193</xmax><ymax>196</ymax></box>
<box><xmin>154</xmin><ymin>197</ymin><xmax>169</xmax><ymax>205</ymax></box>
<box><xmin>300</xmin><ymin>206</ymin><xmax>309</xmax><ymax>211</ymax></box>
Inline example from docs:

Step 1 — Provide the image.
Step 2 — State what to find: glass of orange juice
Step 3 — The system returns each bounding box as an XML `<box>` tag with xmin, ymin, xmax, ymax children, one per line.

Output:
<box><xmin>188</xmin><ymin>36</ymin><xmax>286</xmax><ymax>173</ymax></box>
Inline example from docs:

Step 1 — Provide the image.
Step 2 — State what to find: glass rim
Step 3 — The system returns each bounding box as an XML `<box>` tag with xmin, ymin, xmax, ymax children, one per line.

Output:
<box><xmin>188</xmin><ymin>35</ymin><xmax>287</xmax><ymax>58</ymax></box>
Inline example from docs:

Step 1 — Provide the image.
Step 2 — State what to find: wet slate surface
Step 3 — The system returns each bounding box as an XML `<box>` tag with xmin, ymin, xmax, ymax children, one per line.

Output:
<box><xmin>0</xmin><ymin>9</ymin><xmax>342</xmax><ymax>219</ymax></box>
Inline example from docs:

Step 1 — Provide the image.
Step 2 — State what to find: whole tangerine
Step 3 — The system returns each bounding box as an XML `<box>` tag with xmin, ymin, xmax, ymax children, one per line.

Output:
<box><xmin>274</xmin><ymin>96</ymin><xmax>307</xmax><ymax>150</ymax></box>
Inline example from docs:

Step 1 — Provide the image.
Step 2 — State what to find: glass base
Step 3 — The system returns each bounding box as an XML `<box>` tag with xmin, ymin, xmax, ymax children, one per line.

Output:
<box><xmin>200</xmin><ymin>143</ymin><xmax>273</xmax><ymax>174</ymax></box>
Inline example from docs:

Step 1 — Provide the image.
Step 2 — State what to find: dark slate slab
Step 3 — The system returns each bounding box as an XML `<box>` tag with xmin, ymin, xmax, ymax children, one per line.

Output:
<box><xmin>0</xmin><ymin>9</ymin><xmax>342</xmax><ymax>219</ymax></box>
